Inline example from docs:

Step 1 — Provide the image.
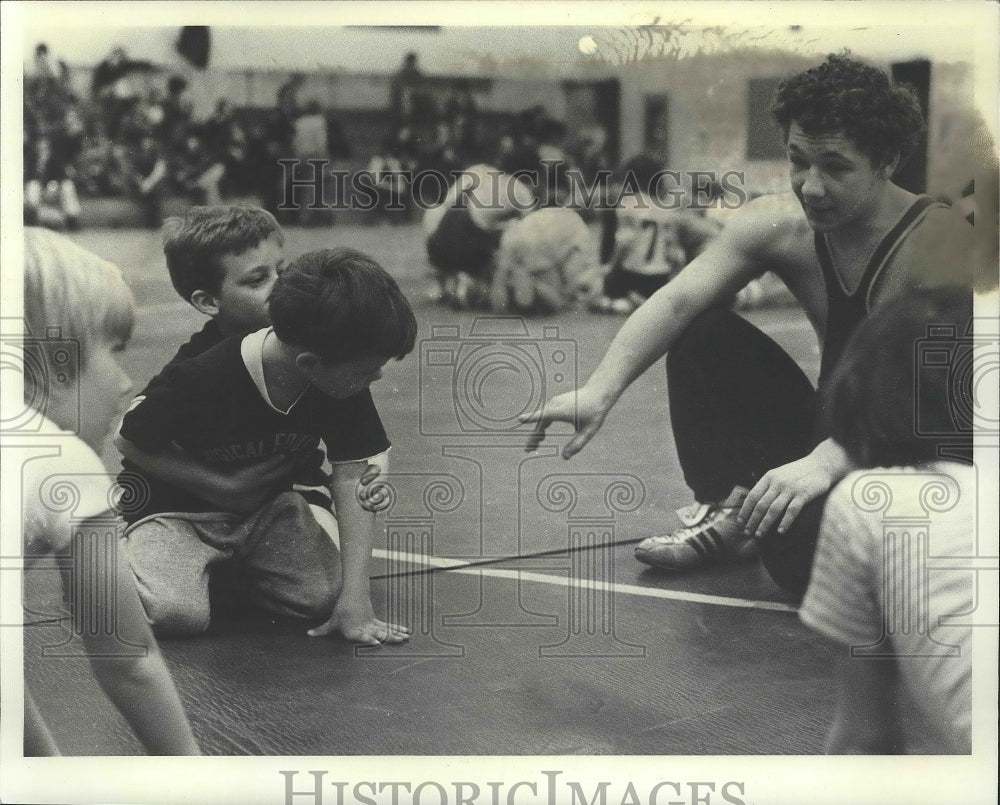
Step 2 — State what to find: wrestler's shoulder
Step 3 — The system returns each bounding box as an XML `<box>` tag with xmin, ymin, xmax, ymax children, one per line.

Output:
<box><xmin>899</xmin><ymin>201</ymin><xmax>974</xmax><ymax>262</ymax></box>
<box><xmin>714</xmin><ymin>192</ymin><xmax>811</xmax><ymax>251</ymax></box>
<box><xmin>897</xmin><ymin>202</ymin><xmax>975</xmax><ymax>286</ymax></box>
<box><xmin>918</xmin><ymin>202</ymin><xmax>975</xmax><ymax>245</ymax></box>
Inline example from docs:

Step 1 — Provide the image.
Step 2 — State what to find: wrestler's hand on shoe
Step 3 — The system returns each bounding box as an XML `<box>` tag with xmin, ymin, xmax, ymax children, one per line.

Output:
<box><xmin>739</xmin><ymin>452</ymin><xmax>838</xmax><ymax>539</ymax></box>
<box><xmin>307</xmin><ymin>600</ymin><xmax>411</xmax><ymax>645</ymax></box>
<box><xmin>522</xmin><ymin>386</ymin><xmax>611</xmax><ymax>459</ymax></box>
<box><xmin>357</xmin><ymin>463</ymin><xmax>390</xmax><ymax>514</ymax></box>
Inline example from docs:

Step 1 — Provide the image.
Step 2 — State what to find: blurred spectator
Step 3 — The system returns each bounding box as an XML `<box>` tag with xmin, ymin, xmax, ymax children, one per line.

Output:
<box><xmin>118</xmin><ymin>97</ymin><xmax>151</xmax><ymax>146</ymax></box>
<box><xmin>202</xmin><ymin>99</ymin><xmax>254</xmax><ymax>198</ymax></box>
<box><xmin>536</xmin><ymin>118</ymin><xmax>572</xmax><ymax>207</ymax></box>
<box><xmin>292</xmin><ymin>99</ymin><xmax>328</xmax><ymax>160</ymax></box>
<box><xmin>63</xmin><ymin>96</ymin><xmax>86</xmax><ymax>156</ymax></box>
<box><xmin>74</xmin><ymin>133</ymin><xmax>115</xmax><ymax>196</ymax></box>
<box><xmin>91</xmin><ymin>46</ymin><xmax>153</xmax><ymax>139</ymax></box>
<box><xmin>144</xmin><ymin>87</ymin><xmax>167</xmax><ymax>136</ymax></box>
<box><xmin>569</xmin><ymin>123</ymin><xmax>610</xmax><ymax>186</ymax></box>
<box><xmin>497</xmin><ymin>108</ymin><xmax>543</xmax><ymax>176</ymax></box>
<box><xmin>264</xmin><ymin>78</ymin><xmax>304</xmax><ymax>220</ymax></box>
<box><xmin>30</xmin><ymin>42</ymin><xmax>55</xmax><ymax>80</ymax></box>
<box><xmin>25</xmin><ymin>44</ymin><xmax>70</xmax><ymax>138</ymax></box>
<box><xmin>393</xmin><ymin>124</ymin><xmax>421</xmax><ymax>173</ymax></box>
<box><xmin>588</xmin><ymin>193</ymin><xmax>719</xmax><ymax>315</ymax></box>
<box><xmin>492</xmin><ymin>206</ymin><xmax>598</xmax><ymax>314</ymax></box>
<box><xmin>161</xmin><ymin>76</ymin><xmax>194</xmax><ymax>150</ymax></box>
<box><xmin>20</xmin><ymin>41</ymin><xmax>650</xmax><ymax>230</ymax></box>
<box><xmin>444</xmin><ymin>83</ymin><xmax>477</xmax><ymax>125</ymax></box>
<box><xmin>494</xmin><ymin>134</ymin><xmax>520</xmax><ymax>175</ymax></box>
<box><xmin>278</xmin><ymin>73</ymin><xmax>305</xmax><ymax>119</ymax></box>
<box><xmin>258</xmin><ymin>111</ymin><xmax>294</xmax><ymax>216</ymax></box>
<box><xmin>424</xmin><ymin>165</ymin><xmax>536</xmax><ymax>309</ymax></box>
<box><xmin>367</xmin><ymin>138</ymin><xmax>410</xmax><ymax>225</ymax></box>
<box><xmin>204</xmin><ymin>98</ymin><xmax>236</xmax><ymax>154</ymax></box>
<box><xmin>24</xmin><ymin>135</ymin><xmax>81</xmax><ymax>231</ymax></box>
<box><xmin>24</xmin><ymin>43</ymin><xmax>83</xmax><ymax>231</ymax></box>
<box><xmin>420</xmin><ymin>122</ymin><xmax>463</xmax><ymax>204</ymax></box>
<box><xmin>176</xmin><ymin>26</ymin><xmax>211</xmax><ymax>70</ymax></box>
<box><xmin>443</xmin><ymin>82</ymin><xmax>480</xmax><ymax>159</ymax></box>
<box><xmin>171</xmin><ymin>131</ymin><xmax>224</xmax><ymax>206</ymax></box>
<box><xmin>289</xmin><ymin>99</ymin><xmax>332</xmax><ymax>225</ymax></box>
<box><xmin>57</xmin><ymin>59</ymin><xmax>72</xmax><ymax>88</ymax></box>
<box><xmin>597</xmin><ymin>153</ymin><xmax>663</xmax><ymax>263</ymax></box>
<box><xmin>219</xmin><ymin>124</ymin><xmax>256</xmax><ymax>196</ymax></box>
<box><xmin>91</xmin><ymin>46</ymin><xmax>129</xmax><ymax>96</ymax></box>
<box><xmin>240</xmin><ymin>119</ymin><xmax>282</xmax><ymax>213</ymax></box>
<box><xmin>326</xmin><ymin>110</ymin><xmax>352</xmax><ymax>163</ymax></box>
<box><xmin>390</xmin><ymin>52</ymin><xmax>423</xmax><ymax>122</ymax></box>
<box><xmin>124</xmin><ymin>133</ymin><xmax>168</xmax><ymax>228</ymax></box>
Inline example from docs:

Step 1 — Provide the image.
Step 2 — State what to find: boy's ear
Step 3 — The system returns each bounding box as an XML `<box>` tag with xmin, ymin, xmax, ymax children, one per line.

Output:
<box><xmin>293</xmin><ymin>351</ymin><xmax>321</xmax><ymax>372</ymax></box>
<box><xmin>189</xmin><ymin>289</ymin><xmax>220</xmax><ymax>317</ymax></box>
<box><xmin>878</xmin><ymin>153</ymin><xmax>901</xmax><ymax>179</ymax></box>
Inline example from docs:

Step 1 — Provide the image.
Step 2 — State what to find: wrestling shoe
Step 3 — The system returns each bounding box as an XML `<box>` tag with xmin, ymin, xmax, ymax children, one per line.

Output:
<box><xmin>634</xmin><ymin>486</ymin><xmax>758</xmax><ymax>570</ymax></box>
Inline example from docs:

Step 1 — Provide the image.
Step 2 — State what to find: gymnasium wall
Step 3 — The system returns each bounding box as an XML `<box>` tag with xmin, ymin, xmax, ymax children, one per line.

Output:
<box><xmin>61</xmin><ymin>50</ymin><xmax>985</xmax><ymax>202</ymax></box>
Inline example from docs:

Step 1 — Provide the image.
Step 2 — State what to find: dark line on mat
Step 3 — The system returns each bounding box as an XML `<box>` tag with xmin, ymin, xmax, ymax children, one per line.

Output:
<box><xmin>371</xmin><ymin>536</ymin><xmax>647</xmax><ymax>581</ymax></box>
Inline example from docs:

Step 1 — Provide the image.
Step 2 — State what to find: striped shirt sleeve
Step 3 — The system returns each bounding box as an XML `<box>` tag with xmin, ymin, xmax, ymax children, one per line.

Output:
<box><xmin>800</xmin><ymin>476</ymin><xmax>883</xmax><ymax>647</ymax></box>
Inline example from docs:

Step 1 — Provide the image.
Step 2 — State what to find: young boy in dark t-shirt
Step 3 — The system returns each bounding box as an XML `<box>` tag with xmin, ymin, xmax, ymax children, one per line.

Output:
<box><xmin>118</xmin><ymin>205</ymin><xmax>384</xmax><ymax>542</ymax></box>
<box><xmin>119</xmin><ymin>248</ymin><xmax>416</xmax><ymax>644</ymax></box>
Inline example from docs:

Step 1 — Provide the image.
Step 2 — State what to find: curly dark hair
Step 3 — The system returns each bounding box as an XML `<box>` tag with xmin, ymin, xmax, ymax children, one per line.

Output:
<box><xmin>772</xmin><ymin>53</ymin><xmax>926</xmax><ymax>169</ymax></box>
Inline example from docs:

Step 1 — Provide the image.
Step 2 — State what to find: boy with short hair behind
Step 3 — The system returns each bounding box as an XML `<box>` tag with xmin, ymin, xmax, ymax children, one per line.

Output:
<box><xmin>161</xmin><ymin>204</ymin><xmax>284</xmax><ymax>353</ymax></box>
<box><xmin>118</xmin><ymin>247</ymin><xmax>415</xmax><ymax>644</ymax></box>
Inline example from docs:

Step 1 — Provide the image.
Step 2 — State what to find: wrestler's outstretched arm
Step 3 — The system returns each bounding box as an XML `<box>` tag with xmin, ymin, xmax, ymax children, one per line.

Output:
<box><xmin>524</xmin><ymin>202</ymin><xmax>770</xmax><ymax>458</ymax></box>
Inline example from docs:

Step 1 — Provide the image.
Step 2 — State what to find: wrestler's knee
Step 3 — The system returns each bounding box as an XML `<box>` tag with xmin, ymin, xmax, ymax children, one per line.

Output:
<box><xmin>144</xmin><ymin>595</ymin><xmax>212</xmax><ymax>636</ymax></box>
<box><xmin>667</xmin><ymin>307</ymin><xmax>740</xmax><ymax>373</ymax></box>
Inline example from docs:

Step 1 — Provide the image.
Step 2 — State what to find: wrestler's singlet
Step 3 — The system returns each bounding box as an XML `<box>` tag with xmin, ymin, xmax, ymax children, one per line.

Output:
<box><xmin>815</xmin><ymin>195</ymin><xmax>943</xmax><ymax>385</ymax></box>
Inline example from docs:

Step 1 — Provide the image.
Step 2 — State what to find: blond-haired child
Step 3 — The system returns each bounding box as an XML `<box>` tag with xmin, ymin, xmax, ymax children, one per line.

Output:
<box><xmin>16</xmin><ymin>227</ymin><xmax>199</xmax><ymax>755</ymax></box>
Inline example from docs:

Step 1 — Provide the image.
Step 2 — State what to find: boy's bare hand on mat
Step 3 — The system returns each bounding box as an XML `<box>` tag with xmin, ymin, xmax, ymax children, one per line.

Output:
<box><xmin>307</xmin><ymin>602</ymin><xmax>411</xmax><ymax>645</ymax></box>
